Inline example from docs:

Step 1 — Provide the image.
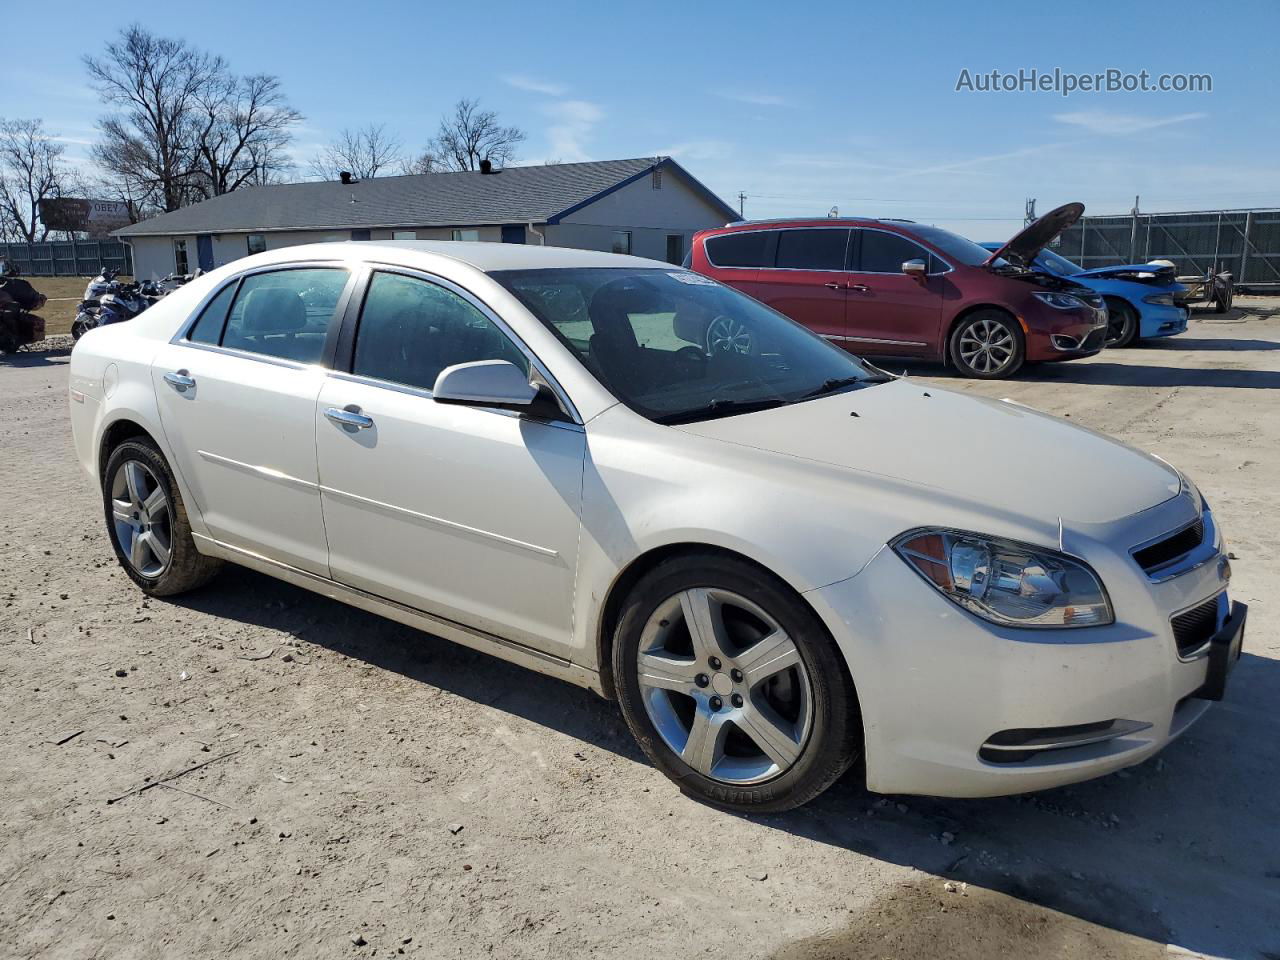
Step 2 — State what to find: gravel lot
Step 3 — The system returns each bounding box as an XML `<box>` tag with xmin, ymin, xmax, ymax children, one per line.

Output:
<box><xmin>2</xmin><ymin>302</ymin><xmax>1278</xmax><ymax>960</ymax></box>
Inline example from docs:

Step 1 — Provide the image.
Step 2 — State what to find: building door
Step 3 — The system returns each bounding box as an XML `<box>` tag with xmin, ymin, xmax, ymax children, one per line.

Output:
<box><xmin>196</xmin><ymin>235</ymin><xmax>215</xmax><ymax>272</ymax></box>
<box><xmin>666</xmin><ymin>234</ymin><xmax>684</xmax><ymax>264</ymax></box>
<box><xmin>501</xmin><ymin>224</ymin><xmax>526</xmax><ymax>244</ymax></box>
<box><xmin>350</xmin><ymin>229</ymin><xmax>371</xmax><ymax>241</ymax></box>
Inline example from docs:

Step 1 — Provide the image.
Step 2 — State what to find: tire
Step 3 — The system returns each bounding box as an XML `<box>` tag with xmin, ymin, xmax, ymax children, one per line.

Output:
<box><xmin>102</xmin><ymin>438</ymin><xmax>223</xmax><ymax>596</ymax></box>
<box><xmin>948</xmin><ymin>310</ymin><xmax>1025</xmax><ymax>379</ymax></box>
<box><xmin>1103</xmin><ymin>298</ymin><xmax>1139</xmax><ymax>347</ymax></box>
<box><xmin>612</xmin><ymin>553</ymin><xmax>861</xmax><ymax>813</ymax></box>
<box><xmin>1214</xmin><ymin>288</ymin><xmax>1230</xmax><ymax>313</ymax></box>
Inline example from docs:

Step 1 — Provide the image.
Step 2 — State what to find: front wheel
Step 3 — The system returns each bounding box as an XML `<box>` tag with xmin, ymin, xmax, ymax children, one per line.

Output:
<box><xmin>1104</xmin><ymin>298</ymin><xmax>1139</xmax><ymax>347</ymax></box>
<box><xmin>949</xmin><ymin>310</ymin><xmax>1025</xmax><ymax>378</ymax></box>
<box><xmin>612</xmin><ymin>553</ymin><xmax>861</xmax><ymax>813</ymax></box>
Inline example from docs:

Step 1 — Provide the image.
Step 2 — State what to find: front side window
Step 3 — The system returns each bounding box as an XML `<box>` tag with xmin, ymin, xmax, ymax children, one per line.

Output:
<box><xmin>775</xmin><ymin>229</ymin><xmax>849</xmax><ymax>271</ymax></box>
<box><xmin>704</xmin><ymin>231</ymin><xmax>771</xmax><ymax>268</ymax></box>
<box><xmin>351</xmin><ymin>272</ymin><xmax>528</xmax><ymax>392</ymax></box>
<box><xmin>246</xmin><ymin>234</ymin><xmax>267</xmax><ymax>255</ymax></box>
<box><xmin>220</xmin><ymin>267</ymin><xmax>349</xmax><ymax>363</ymax></box>
<box><xmin>452</xmin><ymin>229</ymin><xmax>480</xmax><ymax>242</ymax></box>
<box><xmin>496</xmin><ymin>268</ymin><xmax>885</xmax><ymax>424</ymax></box>
<box><xmin>856</xmin><ymin>230</ymin><xmax>932</xmax><ymax>274</ymax></box>
<box><xmin>173</xmin><ymin>239</ymin><xmax>189</xmax><ymax>274</ymax></box>
<box><xmin>611</xmin><ymin>231</ymin><xmax>633</xmax><ymax>255</ymax></box>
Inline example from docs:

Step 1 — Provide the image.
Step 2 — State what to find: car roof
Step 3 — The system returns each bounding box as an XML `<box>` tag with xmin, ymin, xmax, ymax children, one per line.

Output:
<box><xmin>699</xmin><ymin>218</ymin><xmax>920</xmax><ymax>236</ymax></box>
<box><xmin>252</xmin><ymin>239</ymin><xmax>668</xmax><ymax>273</ymax></box>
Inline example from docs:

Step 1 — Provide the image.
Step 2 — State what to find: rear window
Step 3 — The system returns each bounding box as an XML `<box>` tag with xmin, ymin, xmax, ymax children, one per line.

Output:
<box><xmin>775</xmin><ymin>229</ymin><xmax>849</xmax><ymax>271</ymax></box>
<box><xmin>704</xmin><ymin>231</ymin><xmax>771</xmax><ymax>268</ymax></box>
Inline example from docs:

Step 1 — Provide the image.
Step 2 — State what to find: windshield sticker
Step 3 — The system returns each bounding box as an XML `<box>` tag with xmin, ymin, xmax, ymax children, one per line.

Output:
<box><xmin>668</xmin><ymin>271</ymin><xmax>717</xmax><ymax>286</ymax></box>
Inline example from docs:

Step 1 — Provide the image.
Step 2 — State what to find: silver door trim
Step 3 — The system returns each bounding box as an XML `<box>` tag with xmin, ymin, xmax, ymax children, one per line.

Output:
<box><xmin>823</xmin><ymin>334</ymin><xmax>929</xmax><ymax>347</ymax></box>
<box><xmin>197</xmin><ymin>449</ymin><xmax>319</xmax><ymax>491</ymax></box>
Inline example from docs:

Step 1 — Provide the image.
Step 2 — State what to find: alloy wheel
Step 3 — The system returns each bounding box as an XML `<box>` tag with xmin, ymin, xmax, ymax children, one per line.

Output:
<box><xmin>110</xmin><ymin>460</ymin><xmax>172</xmax><ymax>578</ymax></box>
<box><xmin>636</xmin><ymin>587</ymin><xmax>813</xmax><ymax>784</ymax></box>
<box><xmin>958</xmin><ymin>318</ymin><xmax>1015</xmax><ymax>374</ymax></box>
<box><xmin>706</xmin><ymin>315</ymin><xmax>753</xmax><ymax>355</ymax></box>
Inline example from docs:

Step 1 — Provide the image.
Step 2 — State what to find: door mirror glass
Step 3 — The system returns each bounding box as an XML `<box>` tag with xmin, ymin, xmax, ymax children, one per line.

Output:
<box><xmin>433</xmin><ymin>360</ymin><xmax>538</xmax><ymax>408</ymax></box>
<box><xmin>902</xmin><ymin>258</ymin><xmax>928</xmax><ymax>280</ymax></box>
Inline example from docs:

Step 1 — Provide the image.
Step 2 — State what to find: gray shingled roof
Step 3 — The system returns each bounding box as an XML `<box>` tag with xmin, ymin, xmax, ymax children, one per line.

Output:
<box><xmin>116</xmin><ymin>157</ymin><xmax>735</xmax><ymax>237</ymax></box>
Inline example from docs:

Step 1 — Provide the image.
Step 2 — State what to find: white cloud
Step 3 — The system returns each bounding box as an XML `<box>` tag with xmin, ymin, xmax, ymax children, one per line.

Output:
<box><xmin>503</xmin><ymin>74</ymin><xmax>569</xmax><ymax>97</ymax></box>
<box><xmin>714</xmin><ymin>90</ymin><xmax>789</xmax><ymax>107</ymax></box>
<box><xmin>656</xmin><ymin>139</ymin><xmax>735</xmax><ymax>162</ymax></box>
<box><xmin>542</xmin><ymin>100</ymin><xmax>604</xmax><ymax>162</ymax></box>
<box><xmin>1053</xmin><ymin>111</ymin><xmax>1207</xmax><ymax>136</ymax></box>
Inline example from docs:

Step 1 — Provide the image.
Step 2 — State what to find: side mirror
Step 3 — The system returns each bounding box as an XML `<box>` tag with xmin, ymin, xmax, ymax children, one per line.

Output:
<box><xmin>902</xmin><ymin>258</ymin><xmax>928</xmax><ymax>282</ymax></box>
<box><xmin>432</xmin><ymin>359</ymin><xmax>566</xmax><ymax>420</ymax></box>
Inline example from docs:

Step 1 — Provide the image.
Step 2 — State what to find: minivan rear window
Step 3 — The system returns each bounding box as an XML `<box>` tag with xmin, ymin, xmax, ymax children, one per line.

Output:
<box><xmin>704</xmin><ymin>231</ymin><xmax>771</xmax><ymax>268</ymax></box>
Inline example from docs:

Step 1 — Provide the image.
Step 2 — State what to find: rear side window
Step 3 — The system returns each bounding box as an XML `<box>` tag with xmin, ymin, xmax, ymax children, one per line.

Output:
<box><xmin>704</xmin><ymin>231</ymin><xmax>771</xmax><ymax>268</ymax></box>
<box><xmin>857</xmin><ymin>230</ymin><xmax>932</xmax><ymax>274</ymax></box>
<box><xmin>186</xmin><ymin>282</ymin><xmax>237</xmax><ymax>344</ymax></box>
<box><xmin>352</xmin><ymin>272</ymin><xmax>528</xmax><ymax>392</ymax></box>
<box><xmin>775</xmin><ymin>229</ymin><xmax>849</xmax><ymax>271</ymax></box>
<box><xmin>221</xmin><ymin>268</ymin><xmax>349</xmax><ymax>364</ymax></box>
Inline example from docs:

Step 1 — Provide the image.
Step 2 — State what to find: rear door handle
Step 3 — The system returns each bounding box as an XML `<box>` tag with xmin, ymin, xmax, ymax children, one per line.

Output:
<box><xmin>823</xmin><ymin>282</ymin><xmax>843</xmax><ymax>290</ymax></box>
<box><xmin>324</xmin><ymin>406</ymin><xmax>374</xmax><ymax>430</ymax></box>
<box><xmin>848</xmin><ymin>284</ymin><xmax>870</xmax><ymax>293</ymax></box>
<box><xmin>163</xmin><ymin>370</ymin><xmax>195</xmax><ymax>392</ymax></box>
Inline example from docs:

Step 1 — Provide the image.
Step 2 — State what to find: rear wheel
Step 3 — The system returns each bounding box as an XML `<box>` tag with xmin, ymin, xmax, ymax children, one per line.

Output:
<box><xmin>949</xmin><ymin>310</ymin><xmax>1025</xmax><ymax>378</ymax></box>
<box><xmin>1104</xmin><ymin>298</ymin><xmax>1139</xmax><ymax>347</ymax></box>
<box><xmin>103</xmin><ymin>438</ymin><xmax>222</xmax><ymax>596</ymax></box>
<box><xmin>613</xmin><ymin>553</ymin><xmax>861</xmax><ymax>812</ymax></box>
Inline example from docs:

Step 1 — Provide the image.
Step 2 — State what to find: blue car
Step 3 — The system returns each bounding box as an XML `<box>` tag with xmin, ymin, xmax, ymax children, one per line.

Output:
<box><xmin>979</xmin><ymin>243</ymin><xmax>1188</xmax><ymax>347</ymax></box>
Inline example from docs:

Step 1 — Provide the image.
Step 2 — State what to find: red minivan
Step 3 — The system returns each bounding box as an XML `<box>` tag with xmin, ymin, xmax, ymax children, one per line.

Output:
<box><xmin>688</xmin><ymin>203</ymin><xmax>1108</xmax><ymax>378</ymax></box>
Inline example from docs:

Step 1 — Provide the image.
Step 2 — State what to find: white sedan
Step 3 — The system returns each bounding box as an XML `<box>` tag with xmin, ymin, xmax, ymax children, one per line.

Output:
<box><xmin>69</xmin><ymin>241</ymin><xmax>1245</xmax><ymax>811</ymax></box>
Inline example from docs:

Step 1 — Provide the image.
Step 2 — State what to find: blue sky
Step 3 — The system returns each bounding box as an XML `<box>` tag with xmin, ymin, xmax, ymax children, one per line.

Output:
<box><xmin>3</xmin><ymin>0</ymin><xmax>1276</xmax><ymax>238</ymax></box>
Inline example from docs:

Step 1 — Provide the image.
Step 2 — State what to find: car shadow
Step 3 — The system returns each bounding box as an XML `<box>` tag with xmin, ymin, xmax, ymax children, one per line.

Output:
<box><xmin>0</xmin><ymin>345</ymin><xmax>72</xmax><ymax>367</ymax></box>
<box><xmin>883</xmin><ymin>357</ymin><xmax>1280</xmax><ymax>390</ymax></box>
<box><xmin>1140</xmin><ymin>337</ymin><xmax>1280</xmax><ymax>352</ymax></box>
<box><xmin>171</xmin><ymin>563</ymin><xmax>1280</xmax><ymax>960</ymax></box>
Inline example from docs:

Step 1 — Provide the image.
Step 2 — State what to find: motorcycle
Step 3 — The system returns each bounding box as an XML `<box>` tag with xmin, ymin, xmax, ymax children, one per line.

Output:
<box><xmin>0</xmin><ymin>262</ymin><xmax>47</xmax><ymax>353</ymax></box>
<box><xmin>72</xmin><ymin>269</ymin><xmax>197</xmax><ymax>340</ymax></box>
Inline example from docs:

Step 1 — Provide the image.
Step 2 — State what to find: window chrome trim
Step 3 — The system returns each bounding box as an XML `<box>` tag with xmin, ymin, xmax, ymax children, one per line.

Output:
<box><xmin>354</xmin><ymin>261</ymin><xmax>584</xmax><ymax>425</ymax></box>
<box><xmin>704</xmin><ymin>225</ymin><xmax>850</xmax><ymax>272</ymax></box>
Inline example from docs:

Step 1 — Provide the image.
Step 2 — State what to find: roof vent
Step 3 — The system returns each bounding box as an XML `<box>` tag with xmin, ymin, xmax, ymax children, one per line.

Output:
<box><xmin>339</xmin><ymin>171</ymin><xmax>356</xmax><ymax>185</ymax></box>
<box><xmin>479</xmin><ymin>159</ymin><xmax>494</xmax><ymax>175</ymax></box>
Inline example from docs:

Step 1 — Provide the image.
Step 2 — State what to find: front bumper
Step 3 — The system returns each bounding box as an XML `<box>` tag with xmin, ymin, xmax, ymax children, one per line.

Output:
<box><xmin>1138</xmin><ymin>303</ymin><xmax>1190</xmax><ymax>339</ymax></box>
<box><xmin>807</xmin><ymin>498</ymin><xmax>1239</xmax><ymax>797</ymax></box>
<box><xmin>1024</xmin><ymin>305</ymin><xmax>1108</xmax><ymax>362</ymax></box>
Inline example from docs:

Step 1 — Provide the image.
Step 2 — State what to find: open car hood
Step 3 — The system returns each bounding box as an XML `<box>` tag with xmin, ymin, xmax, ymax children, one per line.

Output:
<box><xmin>985</xmin><ymin>202</ymin><xmax>1085</xmax><ymax>268</ymax></box>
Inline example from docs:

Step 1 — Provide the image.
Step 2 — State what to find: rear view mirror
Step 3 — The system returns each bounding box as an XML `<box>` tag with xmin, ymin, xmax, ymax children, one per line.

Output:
<box><xmin>902</xmin><ymin>258</ymin><xmax>928</xmax><ymax>282</ymax></box>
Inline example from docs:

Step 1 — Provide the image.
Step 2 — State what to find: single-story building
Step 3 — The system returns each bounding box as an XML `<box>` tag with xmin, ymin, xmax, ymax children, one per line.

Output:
<box><xmin>114</xmin><ymin>157</ymin><xmax>739</xmax><ymax>279</ymax></box>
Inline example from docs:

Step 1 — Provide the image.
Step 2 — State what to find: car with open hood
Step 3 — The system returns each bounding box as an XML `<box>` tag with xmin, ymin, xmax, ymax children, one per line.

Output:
<box><xmin>69</xmin><ymin>240</ymin><xmax>1245</xmax><ymax>811</ymax></box>
<box><xmin>687</xmin><ymin>202</ymin><xmax>1107</xmax><ymax>379</ymax></box>
<box><xmin>980</xmin><ymin>243</ymin><xmax>1189</xmax><ymax>346</ymax></box>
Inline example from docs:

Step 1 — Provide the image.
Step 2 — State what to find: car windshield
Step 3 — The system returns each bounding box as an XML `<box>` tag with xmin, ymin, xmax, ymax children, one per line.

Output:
<box><xmin>493</xmin><ymin>267</ymin><xmax>887</xmax><ymax>423</ymax></box>
<box><xmin>1036</xmin><ymin>248</ymin><xmax>1083</xmax><ymax>276</ymax></box>
<box><xmin>909</xmin><ymin>224</ymin><xmax>1001</xmax><ymax>267</ymax></box>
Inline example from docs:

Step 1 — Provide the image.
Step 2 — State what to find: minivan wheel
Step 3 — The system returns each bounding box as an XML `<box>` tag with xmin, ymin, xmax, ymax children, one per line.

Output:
<box><xmin>1103</xmin><ymin>298</ymin><xmax>1139</xmax><ymax>347</ymax></box>
<box><xmin>102</xmin><ymin>438</ymin><xmax>223</xmax><ymax>596</ymax></box>
<box><xmin>950</xmin><ymin>310</ymin><xmax>1024</xmax><ymax>378</ymax></box>
<box><xmin>612</xmin><ymin>553</ymin><xmax>861</xmax><ymax>813</ymax></box>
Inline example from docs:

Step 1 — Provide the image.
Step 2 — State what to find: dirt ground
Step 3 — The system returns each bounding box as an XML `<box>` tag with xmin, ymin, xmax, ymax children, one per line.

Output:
<box><xmin>2</xmin><ymin>301</ymin><xmax>1278</xmax><ymax>960</ymax></box>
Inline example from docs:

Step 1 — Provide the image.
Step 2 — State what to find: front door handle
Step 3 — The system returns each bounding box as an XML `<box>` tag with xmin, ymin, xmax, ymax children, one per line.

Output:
<box><xmin>848</xmin><ymin>284</ymin><xmax>870</xmax><ymax>293</ymax></box>
<box><xmin>324</xmin><ymin>406</ymin><xmax>374</xmax><ymax>430</ymax></box>
<box><xmin>163</xmin><ymin>370</ymin><xmax>195</xmax><ymax>392</ymax></box>
<box><xmin>823</xmin><ymin>282</ymin><xmax>843</xmax><ymax>290</ymax></box>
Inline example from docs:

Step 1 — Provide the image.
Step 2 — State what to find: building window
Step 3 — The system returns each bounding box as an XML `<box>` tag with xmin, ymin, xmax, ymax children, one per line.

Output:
<box><xmin>652</xmin><ymin>169</ymin><xmax>663</xmax><ymax>189</ymax></box>
<box><xmin>246</xmin><ymin>234</ymin><xmax>267</xmax><ymax>255</ymax></box>
<box><xmin>665</xmin><ymin>234</ymin><xmax>684</xmax><ymax>264</ymax></box>
<box><xmin>611</xmin><ymin>231</ymin><xmax>632</xmax><ymax>255</ymax></box>
<box><xmin>392</xmin><ymin>231</ymin><xmax>417</xmax><ymax>240</ymax></box>
<box><xmin>451</xmin><ymin>229</ymin><xmax>480</xmax><ymax>242</ymax></box>
<box><xmin>173</xmin><ymin>239</ymin><xmax>189</xmax><ymax>274</ymax></box>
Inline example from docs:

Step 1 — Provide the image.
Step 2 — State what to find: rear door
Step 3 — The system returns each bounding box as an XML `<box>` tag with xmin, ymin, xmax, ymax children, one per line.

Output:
<box><xmin>753</xmin><ymin>228</ymin><xmax>851</xmax><ymax>342</ymax></box>
<box><xmin>151</xmin><ymin>265</ymin><xmax>354</xmax><ymax>576</ymax></box>
<box><xmin>844</xmin><ymin>228</ymin><xmax>943</xmax><ymax>357</ymax></box>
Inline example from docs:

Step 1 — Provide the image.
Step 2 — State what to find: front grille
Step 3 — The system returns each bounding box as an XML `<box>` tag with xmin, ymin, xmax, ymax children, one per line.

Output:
<box><xmin>1134</xmin><ymin>520</ymin><xmax>1203</xmax><ymax>573</ymax></box>
<box><xmin>1171</xmin><ymin>595</ymin><xmax>1220</xmax><ymax>657</ymax></box>
<box><xmin>1080</xmin><ymin>327</ymin><xmax>1106</xmax><ymax>351</ymax></box>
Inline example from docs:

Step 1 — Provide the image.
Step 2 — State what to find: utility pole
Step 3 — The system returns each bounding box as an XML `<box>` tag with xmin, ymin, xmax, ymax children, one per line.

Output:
<box><xmin>1024</xmin><ymin>198</ymin><xmax>1037</xmax><ymax>226</ymax></box>
<box><xmin>737</xmin><ymin>192</ymin><xmax>746</xmax><ymax>219</ymax></box>
<box><xmin>1130</xmin><ymin>194</ymin><xmax>1140</xmax><ymax>262</ymax></box>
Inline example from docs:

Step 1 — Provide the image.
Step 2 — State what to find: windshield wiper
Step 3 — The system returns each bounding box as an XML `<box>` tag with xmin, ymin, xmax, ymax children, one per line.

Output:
<box><xmin>800</xmin><ymin>375</ymin><xmax>881</xmax><ymax>400</ymax></box>
<box><xmin>655</xmin><ymin>396</ymin><xmax>788</xmax><ymax>425</ymax></box>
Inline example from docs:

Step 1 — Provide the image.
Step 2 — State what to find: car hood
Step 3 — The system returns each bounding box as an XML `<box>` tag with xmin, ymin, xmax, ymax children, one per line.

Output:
<box><xmin>676</xmin><ymin>379</ymin><xmax>1181</xmax><ymax>526</ymax></box>
<box><xmin>1071</xmin><ymin>262</ymin><xmax>1179</xmax><ymax>284</ymax></box>
<box><xmin>984</xmin><ymin>202</ymin><xmax>1084</xmax><ymax>269</ymax></box>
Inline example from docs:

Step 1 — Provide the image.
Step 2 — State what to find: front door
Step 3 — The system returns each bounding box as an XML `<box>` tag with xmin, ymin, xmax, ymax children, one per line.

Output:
<box><xmin>196</xmin><ymin>234</ymin><xmax>215</xmax><ymax>272</ymax></box>
<box><xmin>151</xmin><ymin>265</ymin><xmax>354</xmax><ymax>576</ymax></box>
<box><xmin>314</xmin><ymin>269</ymin><xmax>585</xmax><ymax>657</ymax></box>
<box><xmin>843</xmin><ymin>229</ymin><xmax>942</xmax><ymax>357</ymax></box>
<box><xmin>752</xmin><ymin>228</ymin><xmax>851</xmax><ymax>342</ymax></box>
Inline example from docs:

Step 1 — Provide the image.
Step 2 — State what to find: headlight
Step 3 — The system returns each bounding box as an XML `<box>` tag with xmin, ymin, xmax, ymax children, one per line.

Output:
<box><xmin>1032</xmin><ymin>291</ymin><xmax>1087</xmax><ymax>310</ymax></box>
<box><xmin>893</xmin><ymin>529</ymin><xmax>1113</xmax><ymax>629</ymax></box>
<box><xmin>1143</xmin><ymin>293</ymin><xmax>1176</xmax><ymax>306</ymax></box>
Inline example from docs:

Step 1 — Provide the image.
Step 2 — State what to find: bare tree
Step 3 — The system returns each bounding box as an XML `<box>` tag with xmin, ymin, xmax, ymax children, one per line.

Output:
<box><xmin>399</xmin><ymin>150</ymin><xmax>441</xmax><ymax>176</ymax></box>
<box><xmin>191</xmin><ymin>73</ymin><xmax>301</xmax><ymax>198</ymax></box>
<box><xmin>309</xmin><ymin>124</ymin><xmax>403</xmax><ymax>180</ymax></box>
<box><xmin>85</xmin><ymin>26</ymin><xmax>224</xmax><ymax>212</ymax></box>
<box><xmin>427</xmin><ymin>99</ymin><xmax>525</xmax><ymax>172</ymax></box>
<box><xmin>0</xmin><ymin>118</ymin><xmax>73</xmax><ymax>242</ymax></box>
